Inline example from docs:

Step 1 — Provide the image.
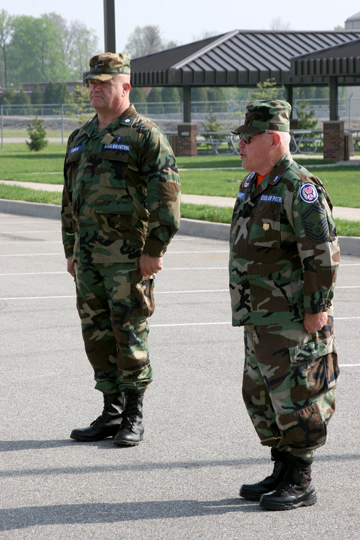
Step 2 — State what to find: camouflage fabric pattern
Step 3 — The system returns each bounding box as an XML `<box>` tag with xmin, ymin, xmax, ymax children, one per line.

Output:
<box><xmin>61</xmin><ymin>104</ymin><xmax>181</xmax><ymax>264</ymax></box>
<box><xmin>231</xmin><ymin>100</ymin><xmax>291</xmax><ymax>135</ymax></box>
<box><xmin>229</xmin><ymin>152</ymin><xmax>340</xmax><ymax>327</ymax></box>
<box><xmin>85</xmin><ymin>52</ymin><xmax>131</xmax><ymax>81</ymax></box>
<box><xmin>243</xmin><ymin>316</ymin><xmax>339</xmax><ymax>455</ymax></box>
<box><xmin>75</xmin><ymin>262</ymin><xmax>154</xmax><ymax>392</ymax></box>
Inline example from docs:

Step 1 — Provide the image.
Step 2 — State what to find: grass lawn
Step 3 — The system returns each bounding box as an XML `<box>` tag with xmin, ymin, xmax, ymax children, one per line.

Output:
<box><xmin>176</xmin><ymin>155</ymin><xmax>336</xmax><ymax>168</ymax></box>
<box><xmin>0</xmin><ymin>142</ymin><xmax>359</xmax><ymax>234</ymax></box>
<box><xmin>1</xmin><ymin>143</ymin><xmax>359</xmax><ymax>206</ymax></box>
<box><xmin>0</xmin><ymin>184</ymin><xmax>359</xmax><ymax>237</ymax></box>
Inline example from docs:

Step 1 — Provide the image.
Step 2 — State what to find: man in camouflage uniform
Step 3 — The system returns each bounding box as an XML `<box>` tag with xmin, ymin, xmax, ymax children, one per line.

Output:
<box><xmin>229</xmin><ymin>100</ymin><xmax>340</xmax><ymax>510</ymax></box>
<box><xmin>61</xmin><ymin>52</ymin><xmax>180</xmax><ymax>446</ymax></box>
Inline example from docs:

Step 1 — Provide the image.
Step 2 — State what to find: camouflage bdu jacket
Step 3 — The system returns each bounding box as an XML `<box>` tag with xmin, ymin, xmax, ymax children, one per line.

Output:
<box><xmin>229</xmin><ymin>152</ymin><xmax>340</xmax><ymax>326</ymax></box>
<box><xmin>61</xmin><ymin>105</ymin><xmax>181</xmax><ymax>264</ymax></box>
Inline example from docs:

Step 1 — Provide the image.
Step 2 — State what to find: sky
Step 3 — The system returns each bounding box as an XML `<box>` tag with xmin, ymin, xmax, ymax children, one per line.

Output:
<box><xmin>3</xmin><ymin>0</ymin><xmax>360</xmax><ymax>52</ymax></box>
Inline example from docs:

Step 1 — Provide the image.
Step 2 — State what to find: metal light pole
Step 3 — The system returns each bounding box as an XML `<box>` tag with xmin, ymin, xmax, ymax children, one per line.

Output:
<box><xmin>103</xmin><ymin>0</ymin><xmax>116</xmax><ymax>52</ymax></box>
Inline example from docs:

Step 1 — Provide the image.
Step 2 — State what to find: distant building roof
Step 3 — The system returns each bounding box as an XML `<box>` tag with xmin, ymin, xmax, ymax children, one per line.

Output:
<box><xmin>130</xmin><ymin>30</ymin><xmax>360</xmax><ymax>87</ymax></box>
<box><xmin>345</xmin><ymin>12</ymin><xmax>360</xmax><ymax>22</ymax></box>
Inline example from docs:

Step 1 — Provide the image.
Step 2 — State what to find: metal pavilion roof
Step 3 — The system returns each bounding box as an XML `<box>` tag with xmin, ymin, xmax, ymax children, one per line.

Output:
<box><xmin>130</xmin><ymin>30</ymin><xmax>360</xmax><ymax>87</ymax></box>
<box><xmin>290</xmin><ymin>38</ymin><xmax>360</xmax><ymax>84</ymax></box>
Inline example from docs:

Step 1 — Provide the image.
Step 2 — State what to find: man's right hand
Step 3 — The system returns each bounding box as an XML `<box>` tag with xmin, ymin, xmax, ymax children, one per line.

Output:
<box><xmin>67</xmin><ymin>256</ymin><xmax>75</xmax><ymax>277</ymax></box>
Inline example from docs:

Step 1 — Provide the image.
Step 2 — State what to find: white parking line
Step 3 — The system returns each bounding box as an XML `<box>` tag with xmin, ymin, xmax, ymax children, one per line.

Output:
<box><xmin>0</xmin><ymin>241</ymin><xmax>62</xmax><ymax>244</ymax></box>
<box><xmin>0</xmin><ymin>230</ymin><xmax>60</xmax><ymax>234</ymax></box>
<box><xmin>0</xmin><ymin>253</ymin><xmax>64</xmax><ymax>257</ymax></box>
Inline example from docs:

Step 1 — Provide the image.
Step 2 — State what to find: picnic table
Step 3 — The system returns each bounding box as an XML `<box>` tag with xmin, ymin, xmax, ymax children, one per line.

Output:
<box><xmin>197</xmin><ymin>129</ymin><xmax>324</xmax><ymax>156</ymax></box>
<box><xmin>197</xmin><ymin>131</ymin><xmax>239</xmax><ymax>156</ymax></box>
<box><xmin>289</xmin><ymin>129</ymin><xmax>322</xmax><ymax>154</ymax></box>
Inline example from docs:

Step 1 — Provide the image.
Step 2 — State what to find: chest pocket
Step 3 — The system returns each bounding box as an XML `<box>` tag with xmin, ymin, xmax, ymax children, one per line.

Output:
<box><xmin>98</xmin><ymin>150</ymin><xmax>129</xmax><ymax>189</ymax></box>
<box><xmin>65</xmin><ymin>150</ymin><xmax>82</xmax><ymax>191</ymax></box>
<box><xmin>248</xmin><ymin>200</ymin><xmax>281</xmax><ymax>247</ymax></box>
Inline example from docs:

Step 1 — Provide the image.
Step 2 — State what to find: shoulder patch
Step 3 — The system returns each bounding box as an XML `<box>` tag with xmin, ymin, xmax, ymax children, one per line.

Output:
<box><xmin>302</xmin><ymin>203</ymin><xmax>329</xmax><ymax>242</ymax></box>
<box><xmin>300</xmin><ymin>183</ymin><xmax>318</xmax><ymax>203</ymax></box>
<box><xmin>243</xmin><ymin>172</ymin><xmax>255</xmax><ymax>188</ymax></box>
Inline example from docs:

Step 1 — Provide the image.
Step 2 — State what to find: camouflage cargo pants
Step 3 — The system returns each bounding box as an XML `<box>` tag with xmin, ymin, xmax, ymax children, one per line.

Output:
<box><xmin>74</xmin><ymin>262</ymin><xmax>154</xmax><ymax>393</ymax></box>
<box><xmin>243</xmin><ymin>316</ymin><xmax>339</xmax><ymax>455</ymax></box>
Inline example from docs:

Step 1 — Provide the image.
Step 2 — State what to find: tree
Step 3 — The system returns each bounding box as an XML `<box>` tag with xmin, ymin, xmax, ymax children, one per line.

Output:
<box><xmin>66</xmin><ymin>21</ymin><xmax>99</xmax><ymax>80</ymax></box>
<box><xmin>125</xmin><ymin>25</ymin><xmax>176</xmax><ymax>58</ymax></box>
<box><xmin>201</xmin><ymin>110</ymin><xmax>224</xmax><ymax>139</ymax></box>
<box><xmin>249</xmin><ymin>78</ymin><xmax>285</xmax><ymax>101</ymax></box>
<box><xmin>44</xmin><ymin>81</ymin><xmax>58</xmax><ymax>104</ymax></box>
<box><xmin>0</xmin><ymin>88</ymin><xmax>15</xmax><ymax>104</ymax></box>
<box><xmin>147</xmin><ymin>87</ymin><xmax>162</xmax><ymax>114</ymax></box>
<box><xmin>296</xmin><ymin>95</ymin><xmax>318</xmax><ymax>131</ymax></box>
<box><xmin>31</xmin><ymin>83</ymin><xmax>43</xmax><ymax>104</ymax></box>
<box><xmin>207</xmin><ymin>87</ymin><xmax>227</xmax><ymax>111</ymax></box>
<box><xmin>162</xmin><ymin>87</ymin><xmax>180</xmax><ymax>112</ymax></box>
<box><xmin>13</xmin><ymin>89</ymin><xmax>30</xmax><ymax>105</ymax></box>
<box><xmin>26</xmin><ymin>115</ymin><xmax>48</xmax><ymax>151</ymax></box>
<box><xmin>37</xmin><ymin>13</ymin><xmax>98</xmax><ymax>80</ymax></box>
<box><xmin>0</xmin><ymin>10</ymin><xmax>14</xmax><ymax>87</ymax></box>
<box><xmin>9</xmin><ymin>15</ymin><xmax>71</xmax><ymax>85</ymax></box>
<box><xmin>270</xmin><ymin>18</ymin><xmax>291</xmax><ymax>30</ymax></box>
<box><xmin>192</xmin><ymin>87</ymin><xmax>208</xmax><ymax>102</ymax></box>
<box><xmin>65</xmin><ymin>84</ymin><xmax>93</xmax><ymax>125</ymax></box>
<box><xmin>55</xmin><ymin>82</ymin><xmax>72</xmax><ymax>104</ymax></box>
<box><xmin>130</xmin><ymin>87</ymin><xmax>147</xmax><ymax>113</ymax></box>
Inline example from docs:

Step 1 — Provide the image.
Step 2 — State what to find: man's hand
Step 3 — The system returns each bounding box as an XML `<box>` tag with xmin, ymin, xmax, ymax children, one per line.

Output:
<box><xmin>304</xmin><ymin>312</ymin><xmax>328</xmax><ymax>334</ymax></box>
<box><xmin>139</xmin><ymin>254</ymin><xmax>163</xmax><ymax>279</ymax></box>
<box><xmin>67</xmin><ymin>256</ymin><xmax>75</xmax><ymax>277</ymax></box>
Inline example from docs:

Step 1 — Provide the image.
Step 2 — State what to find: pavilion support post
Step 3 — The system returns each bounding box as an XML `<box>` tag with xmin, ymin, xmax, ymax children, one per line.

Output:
<box><xmin>323</xmin><ymin>120</ymin><xmax>345</xmax><ymax>161</ymax></box>
<box><xmin>329</xmin><ymin>77</ymin><xmax>338</xmax><ymax>121</ymax></box>
<box><xmin>285</xmin><ymin>86</ymin><xmax>293</xmax><ymax>114</ymax></box>
<box><xmin>103</xmin><ymin>0</ymin><xmax>116</xmax><ymax>52</ymax></box>
<box><xmin>177</xmin><ymin>124</ymin><xmax>197</xmax><ymax>157</ymax></box>
<box><xmin>183</xmin><ymin>86</ymin><xmax>191</xmax><ymax>123</ymax></box>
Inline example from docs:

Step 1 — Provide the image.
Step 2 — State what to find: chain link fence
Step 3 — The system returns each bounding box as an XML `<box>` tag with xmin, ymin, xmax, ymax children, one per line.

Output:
<box><xmin>1</xmin><ymin>98</ymin><xmax>360</xmax><ymax>148</ymax></box>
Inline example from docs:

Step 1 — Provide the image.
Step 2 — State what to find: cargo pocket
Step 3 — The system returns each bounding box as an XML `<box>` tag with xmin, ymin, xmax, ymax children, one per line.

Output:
<box><xmin>288</xmin><ymin>335</ymin><xmax>339</xmax><ymax>401</ymax></box>
<box><xmin>276</xmin><ymin>403</ymin><xmax>327</xmax><ymax>453</ymax></box>
<box><xmin>129</xmin><ymin>269</ymin><xmax>155</xmax><ymax>322</ymax></box>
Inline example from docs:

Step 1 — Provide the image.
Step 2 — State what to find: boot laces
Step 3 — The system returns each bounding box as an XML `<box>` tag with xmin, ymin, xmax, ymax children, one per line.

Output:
<box><xmin>260</xmin><ymin>460</ymin><xmax>283</xmax><ymax>485</ymax></box>
<box><xmin>122</xmin><ymin>394</ymin><xmax>141</xmax><ymax>429</ymax></box>
<box><xmin>90</xmin><ymin>394</ymin><xmax>117</xmax><ymax>425</ymax></box>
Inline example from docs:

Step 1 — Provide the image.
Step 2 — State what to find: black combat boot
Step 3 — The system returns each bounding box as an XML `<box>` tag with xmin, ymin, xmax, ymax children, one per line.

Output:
<box><xmin>239</xmin><ymin>448</ymin><xmax>287</xmax><ymax>501</ymax></box>
<box><xmin>259</xmin><ymin>453</ymin><xmax>317</xmax><ymax>510</ymax></box>
<box><xmin>113</xmin><ymin>390</ymin><xmax>144</xmax><ymax>446</ymax></box>
<box><xmin>70</xmin><ymin>392</ymin><xmax>125</xmax><ymax>442</ymax></box>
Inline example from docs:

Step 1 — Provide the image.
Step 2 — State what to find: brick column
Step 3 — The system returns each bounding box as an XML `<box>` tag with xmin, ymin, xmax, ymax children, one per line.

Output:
<box><xmin>323</xmin><ymin>121</ymin><xmax>345</xmax><ymax>161</ymax></box>
<box><xmin>177</xmin><ymin>124</ymin><xmax>197</xmax><ymax>157</ymax></box>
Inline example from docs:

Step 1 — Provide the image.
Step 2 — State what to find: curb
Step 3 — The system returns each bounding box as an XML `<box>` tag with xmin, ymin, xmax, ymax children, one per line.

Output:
<box><xmin>1</xmin><ymin>198</ymin><xmax>360</xmax><ymax>258</ymax></box>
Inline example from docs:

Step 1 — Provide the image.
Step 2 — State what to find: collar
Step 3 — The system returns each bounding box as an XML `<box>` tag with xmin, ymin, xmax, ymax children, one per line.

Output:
<box><xmin>85</xmin><ymin>105</ymin><xmax>137</xmax><ymax>137</ymax></box>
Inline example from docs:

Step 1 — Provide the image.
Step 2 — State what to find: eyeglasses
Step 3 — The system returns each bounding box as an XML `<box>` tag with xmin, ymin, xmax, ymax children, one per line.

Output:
<box><xmin>238</xmin><ymin>131</ymin><xmax>275</xmax><ymax>145</ymax></box>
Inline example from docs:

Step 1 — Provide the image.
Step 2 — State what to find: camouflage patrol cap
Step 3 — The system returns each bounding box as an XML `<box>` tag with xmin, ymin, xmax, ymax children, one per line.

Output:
<box><xmin>231</xmin><ymin>100</ymin><xmax>291</xmax><ymax>135</ymax></box>
<box><xmin>85</xmin><ymin>52</ymin><xmax>131</xmax><ymax>81</ymax></box>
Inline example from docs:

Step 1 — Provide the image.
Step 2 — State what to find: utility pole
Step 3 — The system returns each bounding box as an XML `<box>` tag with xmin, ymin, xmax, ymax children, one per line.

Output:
<box><xmin>103</xmin><ymin>0</ymin><xmax>116</xmax><ymax>52</ymax></box>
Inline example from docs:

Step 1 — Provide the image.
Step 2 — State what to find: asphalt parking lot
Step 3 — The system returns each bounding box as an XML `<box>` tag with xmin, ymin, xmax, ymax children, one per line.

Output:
<box><xmin>1</xmin><ymin>212</ymin><xmax>360</xmax><ymax>540</ymax></box>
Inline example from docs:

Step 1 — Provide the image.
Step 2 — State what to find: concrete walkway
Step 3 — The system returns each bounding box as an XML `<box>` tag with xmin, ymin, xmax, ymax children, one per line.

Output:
<box><xmin>1</xmin><ymin>179</ymin><xmax>360</xmax><ymax>222</ymax></box>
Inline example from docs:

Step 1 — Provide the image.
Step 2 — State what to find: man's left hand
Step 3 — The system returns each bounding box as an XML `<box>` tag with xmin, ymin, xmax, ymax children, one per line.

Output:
<box><xmin>139</xmin><ymin>254</ymin><xmax>163</xmax><ymax>279</ymax></box>
<box><xmin>303</xmin><ymin>312</ymin><xmax>328</xmax><ymax>334</ymax></box>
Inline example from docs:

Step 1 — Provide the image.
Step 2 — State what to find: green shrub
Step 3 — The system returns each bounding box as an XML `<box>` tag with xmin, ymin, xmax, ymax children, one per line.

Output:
<box><xmin>26</xmin><ymin>115</ymin><xmax>48</xmax><ymax>152</ymax></box>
